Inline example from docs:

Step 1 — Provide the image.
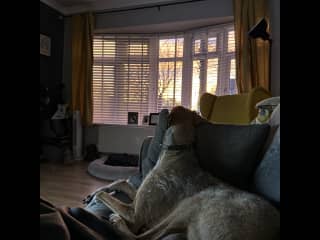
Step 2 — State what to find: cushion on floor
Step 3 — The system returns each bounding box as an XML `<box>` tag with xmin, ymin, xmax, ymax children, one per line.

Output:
<box><xmin>87</xmin><ymin>156</ymin><xmax>139</xmax><ymax>181</ymax></box>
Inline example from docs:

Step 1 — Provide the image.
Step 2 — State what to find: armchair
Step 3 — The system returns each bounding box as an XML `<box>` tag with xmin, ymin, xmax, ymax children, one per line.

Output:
<box><xmin>200</xmin><ymin>87</ymin><xmax>271</xmax><ymax>124</ymax></box>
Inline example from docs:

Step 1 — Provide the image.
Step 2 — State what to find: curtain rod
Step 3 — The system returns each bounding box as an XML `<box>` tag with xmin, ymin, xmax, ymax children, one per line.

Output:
<box><xmin>94</xmin><ymin>0</ymin><xmax>206</xmax><ymax>15</ymax></box>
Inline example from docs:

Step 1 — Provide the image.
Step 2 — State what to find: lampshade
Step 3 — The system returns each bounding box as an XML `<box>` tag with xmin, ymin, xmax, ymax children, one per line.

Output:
<box><xmin>248</xmin><ymin>18</ymin><xmax>270</xmax><ymax>41</ymax></box>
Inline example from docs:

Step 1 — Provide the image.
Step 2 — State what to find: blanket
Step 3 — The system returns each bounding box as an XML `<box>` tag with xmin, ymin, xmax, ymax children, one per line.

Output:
<box><xmin>40</xmin><ymin>197</ymin><xmax>125</xmax><ymax>240</ymax></box>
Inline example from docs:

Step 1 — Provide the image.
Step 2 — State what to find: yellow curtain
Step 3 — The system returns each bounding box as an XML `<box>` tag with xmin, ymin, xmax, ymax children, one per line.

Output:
<box><xmin>71</xmin><ymin>12</ymin><xmax>94</xmax><ymax>126</ymax></box>
<box><xmin>233</xmin><ymin>0</ymin><xmax>270</xmax><ymax>93</ymax></box>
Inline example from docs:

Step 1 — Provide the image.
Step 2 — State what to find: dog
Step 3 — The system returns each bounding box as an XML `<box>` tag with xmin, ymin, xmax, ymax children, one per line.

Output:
<box><xmin>96</xmin><ymin>106</ymin><xmax>280</xmax><ymax>240</ymax></box>
<box><xmin>96</xmin><ymin>106</ymin><xmax>214</xmax><ymax>232</ymax></box>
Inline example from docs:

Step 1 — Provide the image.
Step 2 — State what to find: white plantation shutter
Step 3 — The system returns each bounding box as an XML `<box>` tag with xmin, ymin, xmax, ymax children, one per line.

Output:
<box><xmin>93</xmin><ymin>35</ymin><xmax>150</xmax><ymax>125</ymax></box>
<box><xmin>191</xmin><ymin>25</ymin><xmax>237</xmax><ymax>110</ymax></box>
<box><xmin>92</xmin><ymin>23</ymin><xmax>236</xmax><ymax>125</ymax></box>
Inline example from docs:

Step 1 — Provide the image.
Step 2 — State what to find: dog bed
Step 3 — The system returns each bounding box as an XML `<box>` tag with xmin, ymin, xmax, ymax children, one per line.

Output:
<box><xmin>87</xmin><ymin>156</ymin><xmax>139</xmax><ymax>181</ymax></box>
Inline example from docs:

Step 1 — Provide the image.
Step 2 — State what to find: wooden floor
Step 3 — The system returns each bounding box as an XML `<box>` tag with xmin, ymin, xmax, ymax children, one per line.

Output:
<box><xmin>40</xmin><ymin>161</ymin><xmax>111</xmax><ymax>207</ymax></box>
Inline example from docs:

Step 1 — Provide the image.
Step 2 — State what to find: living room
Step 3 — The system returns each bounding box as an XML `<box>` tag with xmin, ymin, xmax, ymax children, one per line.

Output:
<box><xmin>40</xmin><ymin>0</ymin><xmax>280</xmax><ymax>239</ymax></box>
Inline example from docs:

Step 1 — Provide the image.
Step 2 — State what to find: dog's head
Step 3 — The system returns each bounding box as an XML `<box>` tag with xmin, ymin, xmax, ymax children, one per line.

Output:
<box><xmin>168</xmin><ymin>106</ymin><xmax>207</xmax><ymax>128</ymax></box>
<box><xmin>163</xmin><ymin>106</ymin><xmax>207</xmax><ymax>147</ymax></box>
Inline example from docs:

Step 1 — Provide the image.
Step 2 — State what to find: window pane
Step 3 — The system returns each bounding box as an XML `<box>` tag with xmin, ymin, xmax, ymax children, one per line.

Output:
<box><xmin>176</xmin><ymin>38</ymin><xmax>184</xmax><ymax>57</ymax></box>
<box><xmin>191</xmin><ymin>60</ymin><xmax>201</xmax><ymax>111</ymax></box>
<box><xmin>158</xmin><ymin>61</ymin><xmax>182</xmax><ymax>109</ymax></box>
<box><xmin>159</xmin><ymin>38</ymin><xmax>184</xmax><ymax>58</ymax></box>
<box><xmin>229</xmin><ymin>58</ymin><xmax>238</xmax><ymax>95</ymax></box>
<box><xmin>129</xmin><ymin>43</ymin><xmax>148</xmax><ymax>56</ymax></box>
<box><xmin>194</xmin><ymin>39</ymin><xmax>202</xmax><ymax>54</ymax></box>
<box><xmin>228</xmin><ymin>30</ymin><xmax>235</xmax><ymax>52</ymax></box>
<box><xmin>121</xmin><ymin>64</ymin><xmax>150</xmax><ymax>103</ymax></box>
<box><xmin>159</xmin><ymin>39</ymin><xmax>176</xmax><ymax>58</ymax></box>
<box><xmin>207</xmin><ymin>58</ymin><xmax>219</xmax><ymax>94</ymax></box>
<box><xmin>93</xmin><ymin>39</ymin><xmax>115</xmax><ymax>57</ymax></box>
<box><xmin>92</xmin><ymin>64</ymin><xmax>115</xmax><ymax>124</ymax></box>
<box><xmin>208</xmin><ymin>37</ymin><xmax>217</xmax><ymax>52</ymax></box>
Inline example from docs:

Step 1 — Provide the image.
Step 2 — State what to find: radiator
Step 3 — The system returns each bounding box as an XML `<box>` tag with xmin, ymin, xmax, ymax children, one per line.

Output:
<box><xmin>97</xmin><ymin>125</ymin><xmax>154</xmax><ymax>155</ymax></box>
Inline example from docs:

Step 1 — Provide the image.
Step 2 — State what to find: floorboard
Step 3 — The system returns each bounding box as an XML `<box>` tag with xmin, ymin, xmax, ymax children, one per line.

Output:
<box><xmin>40</xmin><ymin>161</ymin><xmax>111</xmax><ymax>207</ymax></box>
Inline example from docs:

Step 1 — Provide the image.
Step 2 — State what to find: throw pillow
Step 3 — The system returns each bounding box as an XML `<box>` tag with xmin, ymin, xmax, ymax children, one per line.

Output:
<box><xmin>253</xmin><ymin>126</ymin><xmax>280</xmax><ymax>206</ymax></box>
<box><xmin>195</xmin><ymin>123</ymin><xmax>270</xmax><ymax>190</ymax></box>
<box><xmin>253</xmin><ymin>97</ymin><xmax>280</xmax><ymax>124</ymax></box>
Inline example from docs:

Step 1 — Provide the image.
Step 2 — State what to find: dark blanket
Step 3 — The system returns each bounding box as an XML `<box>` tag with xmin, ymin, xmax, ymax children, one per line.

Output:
<box><xmin>40</xmin><ymin>197</ymin><xmax>125</xmax><ymax>240</ymax></box>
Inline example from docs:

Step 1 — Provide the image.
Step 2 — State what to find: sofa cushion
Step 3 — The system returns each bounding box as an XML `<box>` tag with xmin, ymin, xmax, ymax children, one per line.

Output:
<box><xmin>253</xmin><ymin>126</ymin><xmax>280</xmax><ymax>206</ymax></box>
<box><xmin>195</xmin><ymin>123</ymin><xmax>270</xmax><ymax>190</ymax></box>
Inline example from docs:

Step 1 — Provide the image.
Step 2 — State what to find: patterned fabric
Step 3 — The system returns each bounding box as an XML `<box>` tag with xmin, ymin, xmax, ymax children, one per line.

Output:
<box><xmin>254</xmin><ymin>97</ymin><xmax>280</xmax><ymax>124</ymax></box>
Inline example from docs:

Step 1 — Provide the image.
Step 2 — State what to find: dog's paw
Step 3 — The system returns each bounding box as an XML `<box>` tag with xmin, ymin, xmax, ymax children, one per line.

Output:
<box><xmin>109</xmin><ymin>213</ymin><xmax>123</xmax><ymax>225</ymax></box>
<box><xmin>95</xmin><ymin>191</ymin><xmax>108</xmax><ymax>202</ymax></box>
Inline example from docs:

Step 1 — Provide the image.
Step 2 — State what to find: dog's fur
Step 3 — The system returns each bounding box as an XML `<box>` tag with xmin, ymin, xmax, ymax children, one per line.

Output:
<box><xmin>96</xmin><ymin>106</ymin><xmax>280</xmax><ymax>240</ymax></box>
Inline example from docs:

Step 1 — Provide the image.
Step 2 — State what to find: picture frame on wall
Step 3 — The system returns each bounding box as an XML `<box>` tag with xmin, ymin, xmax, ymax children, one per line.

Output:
<box><xmin>128</xmin><ymin>112</ymin><xmax>138</xmax><ymax>125</ymax></box>
<box><xmin>149</xmin><ymin>113</ymin><xmax>159</xmax><ymax>125</ymax></box>
<box><xmin>40</xmin><ymin>34</ymin><xmax>51</xmax><ymax>56</ymax></box>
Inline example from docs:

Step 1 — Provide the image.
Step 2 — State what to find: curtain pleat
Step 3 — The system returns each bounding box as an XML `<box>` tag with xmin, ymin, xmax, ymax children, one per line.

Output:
<box><xmin>71</xmin><ymin>12</ymin><xmax>94</xmax><ymax>126</ymax></box>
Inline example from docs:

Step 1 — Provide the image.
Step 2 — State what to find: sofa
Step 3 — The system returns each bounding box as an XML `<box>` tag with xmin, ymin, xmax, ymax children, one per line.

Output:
<box><xmin>79</xmin><ymin>96</ymin><xmax>279</xmax><ymax>239</ymax></box>
<box><xmin>42</xmin><ymin>92</ymin><xmax>279</xmax><ymax>240</ymax></box>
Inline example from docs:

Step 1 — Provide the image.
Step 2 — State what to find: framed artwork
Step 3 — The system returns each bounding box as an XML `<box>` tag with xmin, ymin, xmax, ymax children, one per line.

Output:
<box><xmin>40</xmin><ymin>34</ymin><xmax>51</xmax><ymax>56</ymax></box>
<box><xmin>128</xmin><ymin>112</ymin><xmax>138</xmax><ymax>125</ymax></box>
<box><xmin>149</xmin><ymin>113</ymin><xmax>159</xmax><ymax>125</ymax></box>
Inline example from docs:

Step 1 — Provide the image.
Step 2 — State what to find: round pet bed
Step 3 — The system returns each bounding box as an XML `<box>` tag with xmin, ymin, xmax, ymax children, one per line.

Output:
<box><xmin>87</xmin><ymin>156</ymin><xmax>139</xmax><ymax>181</ymax></box>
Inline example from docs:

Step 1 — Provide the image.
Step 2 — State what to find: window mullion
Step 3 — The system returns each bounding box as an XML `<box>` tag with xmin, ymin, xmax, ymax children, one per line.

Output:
<box><xmin>182</xmin><ymin>32</ymin><xmax>192</xmax><ymax>109</ymax></box>
<box><xmin>216</xmin><ymin>32</ymin><xmax>226</xmax><ymax>96</ymax></box>
<box><xmin>149</xmin><ymin>36</ymin><xmax>159</xmax><ymax>113</ymax></box>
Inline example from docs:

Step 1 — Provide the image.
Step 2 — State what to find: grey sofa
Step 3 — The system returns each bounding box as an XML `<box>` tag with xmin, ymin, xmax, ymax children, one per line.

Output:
<box><xmin>82</xmin><ymin>105</ymin><xmax>280</xmax><ymax>239</ymax></box>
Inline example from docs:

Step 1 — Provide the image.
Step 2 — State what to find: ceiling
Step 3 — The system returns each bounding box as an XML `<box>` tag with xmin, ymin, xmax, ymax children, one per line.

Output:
<box><xmin>40</xmin><ymin>0</ymin><xmax>190</xmax><ymax>15</ymax></box>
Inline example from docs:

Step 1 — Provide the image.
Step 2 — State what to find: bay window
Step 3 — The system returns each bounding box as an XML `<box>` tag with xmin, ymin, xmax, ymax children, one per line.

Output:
<box><xmin>92</xmin><ymin>23</ymin><xmax>236</xmax><ymax>125</ymax></box>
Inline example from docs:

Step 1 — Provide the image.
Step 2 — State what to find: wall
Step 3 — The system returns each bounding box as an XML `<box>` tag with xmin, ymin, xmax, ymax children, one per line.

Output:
<box><xmin>62</xmin><ymin>17</ymin><xmax>72</xmax><ymax>104</ymax></box>
<box><xmin>63</xmin><ymin>0</ymin><xmax>234</xmax><ymax>155</ymax></box>
<box><xmin>95</xmin><ymin>125</ymin><xmax>155</xmax><ymax>155</ymax></box>
<box><xmin>269</xmin><ymin>0</ymin><xmax>280</xmax><ymax>96</ymax></box>
<box><xmin>95</xmin><ymin>0</ymin><xmax>233</xmax><ymax>31</ymax></box>
<box><xmin>40</xmin><ymin>2</ymin><xmax>64</xmax><ymax>95</ymax></box>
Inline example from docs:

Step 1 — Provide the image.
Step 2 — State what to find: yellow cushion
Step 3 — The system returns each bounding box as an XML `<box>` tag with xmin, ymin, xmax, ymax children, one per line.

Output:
<box><xmin>200</xmin><ymin>87</ymin><xmax>271</xmax><ymax>125</ymax></box>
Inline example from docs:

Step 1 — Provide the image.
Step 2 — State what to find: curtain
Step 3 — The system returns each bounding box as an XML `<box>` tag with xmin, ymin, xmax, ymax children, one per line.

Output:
<box><xmin>233</xmin><ymin>0</ymin><xmax>270</xmax><ymax>93</ymax></box>
<box><xmin>71</xmin><ymin>12</ymin><xmax>94</xmax><ymax>126</ymax></box>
